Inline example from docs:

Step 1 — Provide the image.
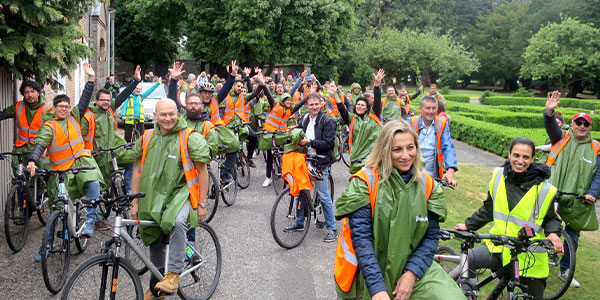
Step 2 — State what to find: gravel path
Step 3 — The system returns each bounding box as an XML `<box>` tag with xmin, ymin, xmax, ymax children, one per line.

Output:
<box><xmin>454</xmin><ymin>139</ymin><xmax>505</xmax><ymax>168</ymax></box>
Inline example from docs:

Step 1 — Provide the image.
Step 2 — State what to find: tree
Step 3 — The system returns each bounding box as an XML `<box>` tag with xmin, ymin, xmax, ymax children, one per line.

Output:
<box><xmin>0</xmin><ymin>0</ymin><xmax>95</xmax><ymax>88</ymax></box>
<box><xmin>520</xmin><ymin>18</ymin><xmax>600</xmax><ymax>98</ymax></box>
<box><xmin>354</xmin><ymin>27</ymin><xmax>479</xmax><ymax>86</ymax></box>
<box><xmin>114</xmin><ymin>0</ymin><xmax>185</xmax><ymax>68</ymax></box>
<box><xmin>184</xmin><ymin>0</ymin><xmax>357</xmax><ymax>72</ymax></box>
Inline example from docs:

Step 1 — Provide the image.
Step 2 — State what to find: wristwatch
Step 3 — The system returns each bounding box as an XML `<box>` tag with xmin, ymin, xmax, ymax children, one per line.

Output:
<box><xmin>199</xmin><ymin>203</ymin><xmax>207</xmax><ymax>208</ymax></box>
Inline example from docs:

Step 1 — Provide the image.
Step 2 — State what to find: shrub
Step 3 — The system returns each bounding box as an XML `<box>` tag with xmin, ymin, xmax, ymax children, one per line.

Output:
<box><xmin>440</xmin><ymin>86</ymin><xmax>451</xmax><ymax>95</ymax></box>
<box><xmin>512</xmin><ymin>84</ymin><xmax>535</xmax><ymax>97</ymax></box>
<box><xmin>444</xmin><ymin>95</ymin><xmax>470</xmax><ymax>103</ymax></box>
<box><xmin>484</xmin><ymin>96</ymin><xmax>600</xmax><ymax>110</ymax></box>
<box><xmin>438</xmin><ymin>73</ymin><xmax>460</xmax><ymax>89</ymax></box>
<box><xmin>479</xmin><ymin>90</ymin><xmax>495</xmax><ymax>104</ymax></box>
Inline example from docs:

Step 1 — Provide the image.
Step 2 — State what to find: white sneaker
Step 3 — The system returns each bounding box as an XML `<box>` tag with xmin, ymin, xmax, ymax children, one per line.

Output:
<box><xmin>558</xmin><ymin>270</ymin><xmax>581</xmax><ymax>288</ymax></box>
<box><xmin>262</xmin><ymin>177</ymin><xmax>272</xmax><ymax>187</ymax></box>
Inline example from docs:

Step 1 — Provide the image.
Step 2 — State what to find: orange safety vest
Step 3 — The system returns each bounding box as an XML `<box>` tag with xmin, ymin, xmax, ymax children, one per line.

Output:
<box><xmin>334</xmin><ymin>167</ymin><xmax>434</xmax><ymax>293</ymax></box>
<box><xmin>381</xmin><ymin>96</ymin><xmax>403</xmax><ymax>113</ymax></box>
<box><xmin>348</xmin><ymin>113</ymin><xmax>383</xmax><ymax>152</ymax></box>
<box><xmin>82</xmin><ymin>108</ymin><xmax>117</xmax><ymax>150</ymax></box>
<box><xmin>140</xmin><ymin>128</ymin><xmax>201</xmax><ymax>209</ymax></box>
<box><xmin>410</xmin><ymin>116</ymin><xmax>448</xmax><ymax>178</ymax></box>
<box><xmin>546</xmin><ymin>134</ymin><xmax>600</xmax><ymax>166</ymax></box>
<box><xmin>425</xmin><ymin>93</ymin><xmax>443</xmax><ymax>101</ymax></box>
<box><xmin>400</xmin><ymin>93</ymin><xmax>412</xmax><ymax>113</ymax></box>
<box><xmin>206</xmin><ymin>96</ymin><xmax>225</xmax><ymax>126</ymax></box>
<box><xmin>281</xmin><ymin>152</ymin><xmax>314</xmax><ymax>197</ymax></box>
<box><xmin>222</xmin><ymin>93</ymin><xmax>248</xmax><ymax>124</ymax></box>
<box><xmin>328</xmin><ymin>95</ymin><xmax>344</xmax><ymax>117</ymax></box>
<box><xmin>44</xmin><ymin>116</ymin><xmax>92</xmax><ymax>170</ymax></box>
<box><xmin>264</xmin><ymin>102</ymin><xmax>292</xmax><ymax>132</ymax></box>
<box><xmin>201</xmin><ymin>120</ymin><xmax>215</xmax><ymax>138</ymax></box>
<box><xmin>15</xmin><ymin>101</ymin><xmax>53</xmax><ymax>147</ymax></box>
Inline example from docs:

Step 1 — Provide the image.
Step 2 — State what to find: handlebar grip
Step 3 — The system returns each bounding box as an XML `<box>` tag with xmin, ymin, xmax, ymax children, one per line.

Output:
<box><xmin>129</xmin><ymin>192</ymin><xmax>145</xmax><ymax>199</ymax></box>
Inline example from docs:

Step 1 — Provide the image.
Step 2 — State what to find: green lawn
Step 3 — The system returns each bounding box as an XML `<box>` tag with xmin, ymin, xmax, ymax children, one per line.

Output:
<box><xmin>447</xmin><ymin>89</ymin><xmax>486</xmax><ymax>100</ymax></box>
<box><xmin>441</xmin><ymin>164</ymin><xmax>600</xmax><ymax>300</ymax></box>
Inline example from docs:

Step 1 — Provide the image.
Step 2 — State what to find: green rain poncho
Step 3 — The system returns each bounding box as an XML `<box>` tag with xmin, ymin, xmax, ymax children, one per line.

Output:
<box><xmin>549</xmin><ymin>130</ymin><xmax>599</xmax><ymax>231</ymax></box>
<box><xmin>34</xmin><ymin>106</ymin><xmax>104</xmax><ymax>200</ymax></box>
<box><xmin>335</xmin><ymin>168</ymin><xmax>464</xmax><ymax>300</ymax></box>
<box><xmin>347</xmin><ymin>83</ymin><xmax>362</xmax><ymax>107</ymax></box>
<box><xmin>183</xmin><ymin>114</ymin><xmax>219</xmax><ymax>157</ymax></box>
<box><xmin>124</xmin><ymin>116</ymin><xmax>211</xmax><ymax>245</ymax></box>
<box><xmin>348</xmin><ymin>114</ymin><xmax>382</xmax><ymax>174</ymax></box>
<box><xmin>381</xmin><ymin>96</ymin><xmax>403</xmax><ymax>121</ymax></box>
<box><xmin>81</xmin><ymin>101</ymin><xmax>129</xmax><ymax>187</ymax></box>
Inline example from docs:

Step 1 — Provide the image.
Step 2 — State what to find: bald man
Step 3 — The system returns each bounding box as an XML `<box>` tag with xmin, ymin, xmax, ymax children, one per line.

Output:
<box><xmin>127</xmin><ymin>98</ymin><xmax>211</xmax><ymax>297</ymax></box>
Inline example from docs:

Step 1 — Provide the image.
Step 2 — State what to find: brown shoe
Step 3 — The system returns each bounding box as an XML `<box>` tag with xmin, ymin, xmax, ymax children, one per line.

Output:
<box><xmin>94</xmin><ymin>220</ymin><xmax>110</xmax><ymax>231</ymax></box>
<box><xmin>143</xmin><ymin>288</ymin><xmax>166</xmax><ymax>300</ymax></box>
<box><xmin>154</xmin><ymin>272</ymin><xmax>180</xmax><ymax>294</ymax></box>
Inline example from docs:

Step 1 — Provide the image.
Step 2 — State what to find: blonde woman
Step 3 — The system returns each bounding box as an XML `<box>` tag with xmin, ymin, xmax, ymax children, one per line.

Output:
<box><xmin>335</xmin><ymin>120</ymin><xmax>464</xmax><ymax>300</ymax></box>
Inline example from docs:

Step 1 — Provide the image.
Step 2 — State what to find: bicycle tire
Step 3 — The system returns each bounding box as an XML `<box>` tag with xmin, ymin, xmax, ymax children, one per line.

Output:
<box><xmin>435</xmin><ymin>246</ymin><xmax>460</xmax><ymax>273</ymax></box>
<box><xmin>74</xmin><ymin>202</ymin><xmax>88</xmax><ymax>253</ymax></box>
<box><xmin>236</xmin><ymin>151</ymin><xmax>251</xmax><ymax>189</ymax></box>
<box><xmin>178</xmin><ymin>222</ymin><xmax>222</xmax><ymax>300</ymax></box>
<box><xmin>340</xmin><ymin>134</ymin><xmax>350</xmax><ymax>168</ymax></box>
<box><xmin>221</xmin><ymin>167</ymin><xmax>238</xmax><ymax>206</ymax></box>
<box><xmin>544</xmin><ymin>229</ymin><xmax>576</xmax><ymax>300</ymax></box>
<box><xmin>42</xmin><ymin>211</ymin><xmax>70</xmax><ymax>294</ymax></box>
<box><xmin>35</xmin><ymin>180</ymin><xmax>49</xmax><ymax>226</ymax></box>
<box><xmin>124</xmin><ymin>224</ymin><xmax>150</xmax><ymax>275</ymax></box>
<box><xmin>61</xmin><ymin>253</ymin><xmax>143</xmax><ymax>300</ymax></box>
<box><xmin>4</xmin><ymin>185</ymin><xmax>29</xmax><ymax>253</ymax></box>
<box><xmin>270</xmin><ymin>188</ymin><xmax>311</xmax><ymax>249</ymax></box>
<box><xmin>205</xmin><ymin>170</ymin><xmax>219</xmax><ymax>223</ymax></box>
<box><xmin>272</xmin><ymin>153</ymin><xmax>285</xmax><ymax>196</ymax></box>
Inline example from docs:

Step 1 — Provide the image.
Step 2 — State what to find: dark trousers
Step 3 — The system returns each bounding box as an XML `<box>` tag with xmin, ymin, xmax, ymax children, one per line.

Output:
<box><xmin>246</xmin><ymin>127</ymin><xmax>257</xmax><ymax>159</ymax></box>
<box><xmin>265</xmin><ymin>149</ymin><xmax>273</xmax><ymax>178</ymax></box>
<box><xmin>124</xmin><ymin>122</ymin><xmax>144</xmax><ymax>142</ymax></box>
<box><xmin>468</xmin><ymin>245</ymin><xmax>545</xmax><ymax>300</ymax></box>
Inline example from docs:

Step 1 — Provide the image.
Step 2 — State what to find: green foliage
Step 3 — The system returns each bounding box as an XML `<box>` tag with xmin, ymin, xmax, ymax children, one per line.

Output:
<box><xmin>352</xmin><ymin>64</ymin><xmax>373</xmax><ymax>90</ymax></box>
<box><xmin>444</xmin><ymin>95</ymin><xmax>469</xmax><ymax>103</ymax></box>
<box><xmin>484</xmin><ymin>96</ymin><xmax>600</xmax><ymax>110</ymax></box>
<box><xmin>520</xmin><ymin>18</ymin><xmax>600</xmax><ymax>94</ymax></box>
<box><xmin>479</xmin><ymin>90</ymin><xmax>495</xmax><ymax>103</ymax></box>
<box><xmin>438</xmin><ymin>73</ymin><xmax>460</xmax><ymax>89</ymax></box>
<box><xmin>0</xmin><ymin>0</ymin><xmax>95</xmax><ymax>88</ymax></box>
<box><xmin>184</xmin><ymin>0</ymin><xmax>357</xmax><ymax>67</ymax></box>
<box><xmin>114</xmin><ymin>0</ymin><xmax>185</xmax><ymax>66</ymax></box>
<box><xmin>352</xmin><ymin>27</ymin><xmax>479</xmax><ymax>80</ymax></box>
<box><xmin>512</xmin><ymin>84</ymin><xmax>535</xmax><ymax>97</ymax></box>
<box><xmin>440</xmin><ymin>86</ymin><xmax>450</xmax><ymax>95</ymax></box>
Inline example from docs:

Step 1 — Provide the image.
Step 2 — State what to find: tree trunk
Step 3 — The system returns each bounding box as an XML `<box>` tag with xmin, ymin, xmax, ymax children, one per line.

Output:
<box><xmin>567</xmin><ymin>79</ymin><xmax>582</xmax><ymax>98</ymax></box>
<box><xmin>421</xmin><ymin>69</ymin><xmax>431</xmax><ymax>87</ymax></box>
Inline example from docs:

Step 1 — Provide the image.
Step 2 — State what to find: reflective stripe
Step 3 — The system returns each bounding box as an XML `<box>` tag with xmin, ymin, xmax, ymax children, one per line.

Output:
<box><xmin>493</xmin><ymin>211</ymin><xmax>542</xmax><ymax>232</ymax></box>
<box><xmin>51</xmin><ymin>148</ymin><xmax>90</xmax><ymax>166</ymax></box>
<box><xmin>547</xmin><ymin>136</ymin><xmax>569</xmax><ymax>161</ymax></box>
<box><xmin>339</xmin><ymin>233</ymin><xmax>358</xmax><ymax>266</ymax></box>
<box><xmin>362</xmin><ymin>167</ymin><xmax>376</xmax><ymax>189</ymax></box>
<box><xmin>47</xmin><ymin>136</ymin><xmax>85</xmax><ymax>153</ymax></box>
<box><xmin>186</xmin><ymin>176</ymin><xmax>199</xmax><ymax>187</ymax></box>
<box><xmin>491</xmin><ymin>168</ymin><xmax>503</xmax><ymax>204</ymax></box>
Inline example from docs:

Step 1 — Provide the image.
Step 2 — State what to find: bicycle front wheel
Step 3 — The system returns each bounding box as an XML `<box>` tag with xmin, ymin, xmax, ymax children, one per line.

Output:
<box><xmin>544</xmin><ymin>229</ymin><xmax>576</xmax><ymax>300</ymax></box>
<box><xmin>74</xmin><ymin>202</ymin><xmax>88</xmax><ymax>253</ymax></box>
<box><xmin>270</xmin><ymin>188</ymin><xmax>311</xmax><ymax>249</ymax></box>
<box><xmin>236</xmin><ymin>151</ymin><xmax>251</xmax><ymax>189</ymax></box>
<box><xmin>178</xmin><ymin>222</ymin><xmax>222</xmax><ymax>300</ymax></box>
<box><xmin>221</xmin><ymin>167</ymin><xmax>238</xmax><ymax>206</ymax></box>
<box><xmin>4</xmin><ymin>185</ymin><xmax>29</xmax><ymax>253</ymax></box>
<box><xmin>42</xmin><ymin>211</ymin><xmax>70</xmax><ymax>294</ymax></box>
<box><xmin>272</xmin><ymin>154</ymin><xmax>285</xmax><ymax>196</ymax></box>
<box><xmin>61</xmin><ymin>253</ymin><xmax>143</xmax><ymax>300</ymax></box>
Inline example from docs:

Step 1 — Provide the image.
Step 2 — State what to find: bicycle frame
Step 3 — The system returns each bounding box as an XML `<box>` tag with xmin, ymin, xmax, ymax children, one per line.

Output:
<box><xmin>55</xmin><ymin>180</ymin><xmax>84</xmax><ymax>238</ymax></box>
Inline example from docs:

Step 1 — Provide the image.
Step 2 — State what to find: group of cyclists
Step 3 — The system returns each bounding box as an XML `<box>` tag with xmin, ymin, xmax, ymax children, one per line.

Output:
<box><xmin>1</xmin><ymin>58</ymin><xmax>597</xmax><ymax>300</ymax></box>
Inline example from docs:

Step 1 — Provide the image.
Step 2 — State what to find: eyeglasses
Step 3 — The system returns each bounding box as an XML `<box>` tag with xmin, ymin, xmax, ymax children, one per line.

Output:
<box><xmin>575</xmin><ymin>120</ymin><xmax>590</xmax><ymax>128</ymax></box>
<box><xmin>97</xmin><ymin>98</ymin><xmax>111</xmax><ymax>102</ymax></box>
<box><xmin>55</xmin><ymin>105</ymin><xmax>71</xmax><ymax>110</ymax></box>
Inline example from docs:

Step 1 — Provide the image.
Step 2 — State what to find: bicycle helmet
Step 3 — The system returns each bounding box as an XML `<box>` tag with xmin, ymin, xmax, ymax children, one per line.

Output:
<box><xmin>198</xmin><ymin>82</ymin><xmax>216</xmax><ymax>92</ymax></box>
<box><xmin>307</xmin><ymin>159</ymin><xmax>323</xmax><ymax>181</ymax></box>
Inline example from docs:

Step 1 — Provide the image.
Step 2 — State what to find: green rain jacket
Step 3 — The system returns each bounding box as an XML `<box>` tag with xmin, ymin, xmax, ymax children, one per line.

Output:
<box><xmin>183</xmin><ymin>113</ymin><xmax>219</xmax><ymax>157</ymax></box>
<box><xmin>348</xmin><ymin>114</ymin><xmax>382</xmax><ymax>174</ymax></box>
<box><xmin>347</xmin><ymin>83</ymin><xmax>362</xmax><ymax>107</ymax></box>
<box><xmin>124</xmin><ymin>116</ymin><xmax>211</xmax><ymax>245</ymax></box>
<box><xmin>335</xmin><ymin>168</ymin><xmax>464</xmax><ymax>300</ymax></box>
<box><xmin>381</xmin><ymin>96</ymin><xmax>403</xmax><ymax>121</ymax></box>
<box><xmin>81</xmin><ymin>102</ymin><xmax>130</xmax><ymax>187</ymax></box>
<box><xmin>34</xmin><ymin>106</ymin><xmax>104</xmax><ymax>200</ymax></box>
<box><xmin>550</xmin><ymin>130</ymin><xmax>599</xmax><ymax>231</ymax></box>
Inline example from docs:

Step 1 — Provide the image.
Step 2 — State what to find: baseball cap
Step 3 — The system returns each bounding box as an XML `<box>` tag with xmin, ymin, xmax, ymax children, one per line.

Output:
<box><xmin>307</xmin><ymin>75</ymin><xmax>315</xmax><ymax>82</ymax></box>
<box><xmin>572</xmin><ymin>113</ymin><xmax>592</xmax><ymax>123</ymax></box>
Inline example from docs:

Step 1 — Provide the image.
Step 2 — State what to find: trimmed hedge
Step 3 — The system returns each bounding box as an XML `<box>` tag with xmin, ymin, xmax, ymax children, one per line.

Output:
<box><xmin>444</xmin><ymin>95</ymin><xmax>470</xmax><ymax>103</ymax></box>
<box><xmin>485</xmin><ymin>96</ymin><xmax>600</xmax><ymax>110</ymax></box>
<box><xmin>491</xmin><ymin>105</ymin><xmax>589</xmax><ymax>115</ymax></box>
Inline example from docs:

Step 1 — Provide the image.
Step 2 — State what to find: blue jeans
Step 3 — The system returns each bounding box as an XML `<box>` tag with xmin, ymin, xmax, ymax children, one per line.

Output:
<box><xmin>296</xmin><ymin>167</ymin><xmax>337</xmax><ymax>232</ymax></box>
<box><xmin>122</xmin><ymin>163</ymin><xmax>133</xmax><ymax>193</ymax></box>
<box><xmin>85</xmin><ymin>180</ymin><xmax>100</xmax><ymax>221</ymax></box>
<box><xmin>560</xmin><ymin>225</ymin><xmax>580</xmax><ymax>272</ymax></box>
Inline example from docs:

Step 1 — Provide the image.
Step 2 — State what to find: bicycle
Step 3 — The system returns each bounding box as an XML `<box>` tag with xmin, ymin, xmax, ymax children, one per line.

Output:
<box><xmin>230</xmin><ymin>122</ymin><xmax>252</xmax><ymax>190</ymax></box>
<box><xmin>256</xmin><ymin>129</ymin><xmax>289</xmax><ymax>195</ymax></box>
<box><xmin>270</xmin><ymin>154</ymin><xmax>334</xmax><ymax>249</ymax></box>
<box><xmin>1</xmin><ymin>151</ymin><xmax>50</xmax><ymax>253</ymax></box>
<box><xmin>434</xmin><ymin>227</ymin><xmax>573</xmax><ymax>300</ymax></box>
<box><xmin>335</xmin><ymin>121</ymin><xmax>350</xmax><ymax>168</ymax></box>
<box><xmin>61</xmin><ymin>193</ymin><xmax>222</xmax><ymax>300</ymax></box>
<box><xmin>130</xmin><ymin>118</ymin><xmax>144</xmax><ymax>142</ymax></box>
<box><xmin>91</xmin><ymin>142</ymin><xmax>134</xmax><ymax>219</ymax></box>
<box><xmin>212</xmin><ymin>145</ymin><xmax>237</xmax><ymax>207</ymax></box>
<box><xmin>37</xmin><ymin>166</ymin><xmax>96</xmax><ymax>294</ymax></box>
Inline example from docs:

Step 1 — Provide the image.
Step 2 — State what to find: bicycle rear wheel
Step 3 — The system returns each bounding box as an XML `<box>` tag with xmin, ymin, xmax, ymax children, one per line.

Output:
<box><xmin>270</xmin><ymin>188</ymin><xmax>311</xmax><ymax>249</ymax></box>
<box><xmin>544</xmin><ymin>229</ymin><xmax>576</xmax><ymax>300</ymax></box>
<box><xmin>35</xmin><ymin>181</ymin><xmax>49</xmax><ymax>226</ymax></box>
<box><xmin>4</xmin><ymin>186</ymin><xmax>29</xmax><ymax>253</ymax></box>
<box><xmin>272</xmin><ymin>153</ymin><xmax>285</xmax><ymax>195</ymax></box>
<box><xmin>340</xmin><ymin>134</ymin><xmax>350</xmax><ymax>168</ymax></box>
<box><xmin>178</xmin><ymin>222</ymin><xmax>222</xmax><ymax>300</ymax></box>
<box><xmin>221</xmin><ymin>167</ymin><xmax>238</xmax><ymax>206</ymax></box>
<box><xmin>435</xmin><ymin>246</ymin><xmax>459</xmax><ymax>273</ymax></box>
<box><xmin>205</xmin><ymin>170</ymin><xmax>219</xmax><ymax>223</ymax></box>
<box><xmin>42</xmin><ymin>211</ymin><xmax>70</xmax><ymax>294</ymax></box>
<box><xmin>236</xmin><ymin>151</ymin><xmax>251</xmax><ymax>189</ymax></box>
<box><xmin>61</xmin><ymin>253</ymin><xmax>143</xmax><ymax>300</ymax></box>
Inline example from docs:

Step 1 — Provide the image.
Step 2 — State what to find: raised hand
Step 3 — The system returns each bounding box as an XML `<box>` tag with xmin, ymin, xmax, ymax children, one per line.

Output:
<box><xmin>171</xmin><ymin>61</ymin><xmax>185</xmax><ymax>80</ymax></box>
<box><xmin>545</xmin><ymin>90</ymin><xmax>561</xmax><ymax>115</ymax></box>
<box><xmin>373</xmin><ymin>69</ymin><xmax>385</xmax><ymax>87</ymax></box>
<box><xmin>243</xmin><ymin>67</ymin><xmax>251</xmax><ymax>76</ymax></box>
<box><xmin>301</xmin><ymin>70</ymin><xmax>307</xmax><ymax>78</ymax></box>
<box><xmin>134</xmin><ymin>65</ymin><xmax>142</xmax><ymax>81</ymax></box>
<box><xmin>189</xmin><ymin>80</ymin><xmax>197</xmax><ymax>91</ymax></box>
<box><xmin>326</xmin><ymin>83</ymin><xmax>337</xmax><ymax>95</ymax></box>
<box><xmin>83</xmin><ymin>62</ymin><xmax>95</xmax><ymax>81</ymax></box>
<box><xmin>226</xmin><ymin>65</ymin><xmax>230</xmax><ymax>73</ymax></box>
<box><xmin>279</xmin><ymin>68</ymin><xmax>284</xmax><ymax>75</ymax></box>
<box><xmin>273</xmin><ymin>68</ymin><xmax>278</xmax><ymax>75</ymax></box>
<box><xmin>257</xmin><ymin>72</ymin><xmax>266</xmax><ymax>85</ymax></box>
<box><xmin>310</xmin><ymin>84</ymin><xmax>318</xmax><ymax>94</ymax></box>
<box><xmin>418</xmin><ymin>85</ymin><xmax>424</xmax><ymax>91</ymax></box>
<box><xmin>392</xmin><ymin>76</ymin><xmax>397</xmax><ymax>84</ymax></box>
<box><xmin>230</xmin><ymin>60</ymin><xmax>238</xmax><ymax>76</ymax></box>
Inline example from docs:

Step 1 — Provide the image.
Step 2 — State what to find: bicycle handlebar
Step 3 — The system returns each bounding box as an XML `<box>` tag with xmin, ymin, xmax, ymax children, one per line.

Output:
<box><xmin>80</xmin><ymin>192</ymin><xmax>145</xmax><ymax>208</ymax></box>
<box><xmin>435</xmin><ymin>178</ymin><xmax>455</xmax><ymax>190</ymax></box>
<box><xmin>95</xmin><ymin>142</ymin><xmax>135</xmax><ymax>154</ymax></box>
<box><xmin>229</xmin><ymin>122</ymin><xmax>252</xmax><ymax>130</ymax></box>
<box><xmin>555</xmin><ymin>189</ymin><xmax>586</xmax><ymax>200</ymax></box>
<box><xmin>440</xmin><ymin>228</ymin><xmax>553</xmax><ymax>251</ymax></box>
<box><xmin>0</xmin><ymin>152</ymin><xmax>30</xmax><ymax>160</ymax></box>
<box><xmin>36</xmin><ymin>166</ymin><xmax>96</xmax><ymax>176</ymax></box>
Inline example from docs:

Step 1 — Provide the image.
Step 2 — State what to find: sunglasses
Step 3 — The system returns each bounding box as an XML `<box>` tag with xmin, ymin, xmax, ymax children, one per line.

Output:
<box><xmin>574</xmin><ymin>120</ymin><xmax>591</xmax><ymax>127</ymax></box>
